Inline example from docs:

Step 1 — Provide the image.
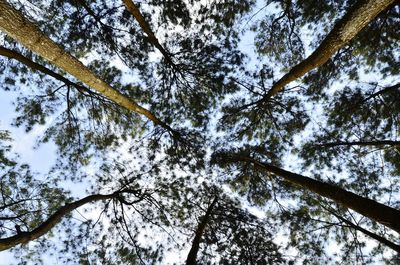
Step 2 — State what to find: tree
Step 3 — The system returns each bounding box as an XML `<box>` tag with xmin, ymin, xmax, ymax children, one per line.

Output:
<box><xmin>121</xmin><ymin>0</ymin><xmax>174</xmax><ymax>66</ymax></box>
<box><xmin>178</xmin><ymin>186</ymin><xmax>285</xmax><ymax>265</ymax></box>
<box><xmin>0</xmin><ymin>0</ymin><xmax>399</xmax><ymax>263</ymax></box>
<box><xmin>214</xmin><ymin>152</ymin><xmax>400</xmax><ymax>233</ymax></box>
<box><xmin>186</xmin><ymin>196</ymin><xmax>218</xmax><ymax>265</ymax></box>
<box><xmin>1</xmin><ymin>192</ymin><xmax>121</xmax><ymax>251</ymax></box>
<box><xmin>259</xmin><ymin>0</ymin><xmax>396</xmax><ymax>100</ymax></box>
<box><xmin>0</xmin><ymin>0</ymin><xmax>175</xmax><ymax>134</ymax></box>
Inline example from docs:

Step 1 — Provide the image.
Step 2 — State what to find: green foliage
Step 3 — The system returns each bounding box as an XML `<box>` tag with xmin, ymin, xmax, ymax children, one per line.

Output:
<box><xmin>0</xmin><ymin>132</ymin><xmax>70</xmax><ymax>240</ymax></box>
<box><xmin>0</xmin><ymin>0</ymin><xmax>399</xmax><ymax>264</ymax></box>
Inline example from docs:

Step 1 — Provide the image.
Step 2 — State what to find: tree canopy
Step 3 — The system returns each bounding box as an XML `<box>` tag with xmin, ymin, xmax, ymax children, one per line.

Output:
<box><xmin>0</xmin><ymin>0</ymin><xmax>399</xmax><ymax>264</ymax></box>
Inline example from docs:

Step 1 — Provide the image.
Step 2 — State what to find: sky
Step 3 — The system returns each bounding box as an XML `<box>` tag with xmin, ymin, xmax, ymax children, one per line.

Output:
<box><xmin>0</xmin><ymin>90</ymin><xmax>56</xmax><ymax>173</ymax></box>
<box><xmin>0</xmin><ymin>0</ymin><xmax>398</xmax><ymax>264</ymax></box>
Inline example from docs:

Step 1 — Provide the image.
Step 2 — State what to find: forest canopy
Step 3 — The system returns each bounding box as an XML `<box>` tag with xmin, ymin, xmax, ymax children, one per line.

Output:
<box><xmin>0</xmin><ymin>0</ymin><xmax>399</xmax><ymax>264</ymax></box>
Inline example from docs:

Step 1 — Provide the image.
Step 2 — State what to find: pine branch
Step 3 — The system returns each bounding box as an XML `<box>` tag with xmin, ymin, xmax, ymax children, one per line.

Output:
<box><xmin>216</xmin><ymin>152</ymin><xmax>400</xmax><ymax>233</ymax></box>
<box><xmin>0</xmin><ymin>0</ymin><xmax>176</xmax><ymax>134</ymax></box>
<box><xmin>0</xmin><ymin>189</ymin><xmax>144</xmax><ymax>251</ymax></box>
<box><xmin>260</xmin><ymin>0</ymin><xmax>395</xmax><ymax>101</ymax></box>
<box><xmin>122</xmin><ymin>0</ymin><xmax>175</xmax><ymax>66</ymax></box>
<box><xmin>317</xmin><ymin>140</ymin><xmax>400</xmax><ymax>147</ymax></box>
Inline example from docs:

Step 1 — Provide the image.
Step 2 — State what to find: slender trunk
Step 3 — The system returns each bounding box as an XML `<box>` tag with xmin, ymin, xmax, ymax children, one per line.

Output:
<box><xmin>0</xmin><ymin>0</ymin><xmax>173</xmax><ymax>132</ymax></box>
<box><xmin>186</xmin><ymin>196</ymin><xmax>218</xmax><ymax>265</ymax></box>
<box><xmin>221</xmin><ymin>154</ymin><xmax>400</xmax><ymax>234</ymax></box>
<box><xmin>122</xmin><ymin>0</ymin><xmax>174</xmax><ymax>66</ymax></box>
<box><xmin>0</xmin><ymin>193</ymin><xmax>118</xmax><ymax>251</ymax></box>
<box><xmin>330</xmin><ymin>211</ymin><xmax>400</xmax><ymax>253</ymax></box>
<box><xmin>262</xmin><ymin>0</ymin><xmax>395</xmax><ymax>100</ymax></box>
<box><xmin>0</xmin><ymin>46</ymin><xmax>90</xmax><ymax>93</ymax></box>
<box><xmin>318</xmin><ymin>140</ymin><xmax>400</xmax><ymax>147</ymax></box>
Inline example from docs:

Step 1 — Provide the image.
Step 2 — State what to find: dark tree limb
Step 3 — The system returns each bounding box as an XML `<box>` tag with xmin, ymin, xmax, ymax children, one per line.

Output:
<box><xmin>0</xmin><ymin>0</ymin><xmax>175</xmax><ymax>134</ymax></box>
<box><xmin>317</xmin><ymin>140</ymin><xmax>400</xmax><ymax>147</ymax></box>
<box><xmin>0</xmin><ymin>193</ymin><xmax>116</xmax><ymax>251</ymax></box>
<box><xmin>0</xmin><ymin>189</ymin><xmax>143</xmax><ymax>251</ymax></box>
<box><xmin>217</xmin><ymin>153</ymin><xmax>400</xmax><ymax>234</ymax></box>
<box><xmin>361</xmin><ymin>82</ymin><xmax>400</xmax><ymax>103</ymax></box>
<box><xmin>0</xmin><ymin>46</ymin><xmax>96</xmax><ymax>96</ymax></box>
<box><xmin>0</xmin><ymin>212</ymin><xmax>28</xmax><ymax>221</ymax></box>
<box><xmin>186</xmin><ymin>196</ymin><xmax>218</xmax><ymax>265</ymax></box>
<box><xmin>323</xmin><ymin>206</ymin><xmax>400</xmax><ymax>253</ymax></box>
<box><xmin>0</xmin><ymin>198</ymin><xmax>39</xmax><ymax>211</ymax></box>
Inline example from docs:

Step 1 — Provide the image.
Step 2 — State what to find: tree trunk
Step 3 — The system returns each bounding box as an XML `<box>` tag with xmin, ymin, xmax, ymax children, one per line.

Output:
<box><xmin>186</xmin><ymin>196</ymin><xmax>218</xmax><ymax>265</ymax></box>
<box><xmin>318</xmin><ymin>140</ymin><xmax>400</xmax><ymax>147</ymax></box>
<box><xmin>0</xmin><ymin>0</ymin><xmax>173</xmax><ymax>132</ymax></box>
<box><xmin>122</xmin><ymin>0</ymin><xmax>174</xmax><ymax>66</ymax></box>
<box><xmin>0</xmin><ymin>46</ymin><xmax>91</xmax><ymax>93</ymax></box>
<box><xmin>0</xmin><ymin>193</ymin><xmax>118</xmax><ymax>251</ymax></box>
<box><xmin>221</xmin><ymin>154</ymin><xmax>400</xmax><ymax>234</ymax></box>
<box><xmin>262</xmin><ymin>0</ymin><xmax>395</xmax><ymax>100</ymax></box>
<box><xmin>328</xmin><ymin>209</ymin><xmax>400</xmax><ymax>253</ymax></box>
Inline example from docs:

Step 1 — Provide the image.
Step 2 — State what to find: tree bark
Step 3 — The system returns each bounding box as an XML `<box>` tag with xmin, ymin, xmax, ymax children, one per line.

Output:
<box><xmin>262</xmin><ymin>0</ymin><xmax>395</xmax><ymax>100</ymax></box>
<box><xmin>122</xmin><ymin>0</ymin><xmax>174</xmax><ymax>66</ymax></box>
<box><xmin>186</xmin><ymin>196</ymin><xmax>218</xmax><ymax>265</ymax></box>
<box><xmin>318</xmin><ymin>140</ymin><xmax>400</xmax><ymax>147</ymax></box>
<box><xmin>0</xmin><ymin>193</ymin><xmax>118</xmax><ymax>251</ymax></box>
<box><xmin>220</xmin><ymin>154</ymin><xmax>400</xmax><ymax>234</ymax></box>
<box><xmin>0</xmin><ymin>46</ymin><xmax>92</xmax><ymax>94</ymax></box>
<box><xmin>0</xmin><ymin>0</ymin><xmax>173</xmax><ymax>132</ymax></box>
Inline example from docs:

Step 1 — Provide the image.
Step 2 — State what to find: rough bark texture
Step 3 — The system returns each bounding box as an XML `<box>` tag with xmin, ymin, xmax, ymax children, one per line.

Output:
<box><xmin>186</xmin><ymin>196</ymin><xmax>218</xmax><ymax>265</ymax></box>
<box><xmin>223</xmin><ymin>154</ymin><xmax>400</xmax><ymax>234</ymax></box>
<box><xmin>0</xmin><ymin>193</ymin><xmax>117</xmax><ymax>251</ymax></box>
<box><xmin>262</xmin><ymin>0</ymin><xmax>396</xmax><ymax>100</ymax></box>
<box><xmin>0</xmin><ymin>46</ymin><xmax>90</xmax><ymax>92</ymax></box>
<box><xmin>0</xmin><ymin>0</ymin><xmax>172</xmax><ymax>131</ymax></box>
<box><xmin>122</xmin><ymin>0</ymin><xmax>174</xmax><ymax>65</ymax></box>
